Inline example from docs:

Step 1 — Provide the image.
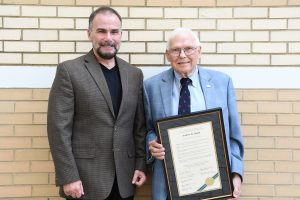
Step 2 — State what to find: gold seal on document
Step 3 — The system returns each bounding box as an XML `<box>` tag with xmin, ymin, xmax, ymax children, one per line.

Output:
<box><xmin>205</xmin><ymin>177</ymin><xmax>215</xmax><ymax>186</ymax></box>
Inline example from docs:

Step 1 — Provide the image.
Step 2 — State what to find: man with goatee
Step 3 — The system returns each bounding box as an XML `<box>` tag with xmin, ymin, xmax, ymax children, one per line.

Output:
<box><xmin>47</xmin><ymin>6</ymin><xmax>146</xmax><ymax>200</ymax></box>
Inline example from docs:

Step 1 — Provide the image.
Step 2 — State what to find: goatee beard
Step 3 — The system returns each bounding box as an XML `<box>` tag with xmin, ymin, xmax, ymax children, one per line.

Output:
<box><xmin>96</xmin><ymin>42</ymin><xmax>118</xmax><ymax>60</ymax></box>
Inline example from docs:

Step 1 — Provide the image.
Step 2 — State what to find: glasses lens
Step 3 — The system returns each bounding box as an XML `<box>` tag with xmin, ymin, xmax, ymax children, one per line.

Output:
<box><xmin>169</xmin><ymin>49</ymin><xmax>179</xmax><ymax>56</ymax></box>
<box><xmin>169</xmin><ymin>47</ymin><xmax>196</xmax><ymax>56</ymax></box>
<box><xmin>184</xmin><ymin>47</ymin><xmax>195</xmax><ymax>55</ymax></box>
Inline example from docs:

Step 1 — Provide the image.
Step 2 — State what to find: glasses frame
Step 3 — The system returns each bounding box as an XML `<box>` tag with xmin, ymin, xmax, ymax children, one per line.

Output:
<box><xmin>167</xmin><ymin>46</ymin><xmax>199</xmax><ymax>57</ymax></box>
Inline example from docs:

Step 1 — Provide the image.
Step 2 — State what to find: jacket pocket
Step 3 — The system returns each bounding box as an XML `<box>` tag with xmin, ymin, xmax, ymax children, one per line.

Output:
<box><xmin>73</xmin><ymin>148</ymin><xmax>96</xmax><ymax>158</ymax></box>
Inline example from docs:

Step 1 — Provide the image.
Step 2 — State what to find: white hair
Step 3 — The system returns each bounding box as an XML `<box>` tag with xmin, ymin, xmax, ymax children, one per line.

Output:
<box><xmin>166</xmin><ymin>27</ymin><xmax>201</xmax><ymax>50</ymax></box>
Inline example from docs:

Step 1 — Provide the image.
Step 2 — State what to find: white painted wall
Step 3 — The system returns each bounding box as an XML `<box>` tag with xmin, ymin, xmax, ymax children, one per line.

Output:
<box><xmin>0</xmin><ymin>66</ymin><xmax>299</xmax><ymax>89</ymax></box>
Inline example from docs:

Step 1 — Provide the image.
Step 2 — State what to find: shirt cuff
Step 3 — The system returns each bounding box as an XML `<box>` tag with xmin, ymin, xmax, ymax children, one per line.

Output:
<box><xmin>146</xmin><ymin>130</ymin><xmax>157</xmax><ymax>164</ymax></box>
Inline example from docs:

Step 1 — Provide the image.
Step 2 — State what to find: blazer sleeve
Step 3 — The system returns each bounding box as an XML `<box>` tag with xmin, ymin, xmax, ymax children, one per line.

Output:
<box><xmin>47</xmin><ymin>63</ymin><xmax>80</xmax><ymax>186</ymax></box>
<box><xmin>227</xmin><ymin>78</ymin><xmax>244</xmax><ymax>179</ymax></box>
<box><xmin>143</xmin><ymin>81</ymin><xmax>157</xmax><ymax>164</ymax></box>
<box><xmin>132</xmin><ymin>70</ymin><xmax>147</xmax><ymax>172</ymax></box>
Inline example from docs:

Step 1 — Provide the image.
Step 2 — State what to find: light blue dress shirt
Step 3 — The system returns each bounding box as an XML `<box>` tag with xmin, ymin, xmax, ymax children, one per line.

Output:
<box><xmin>172</xmin><ymin>67</ymin><xmax>206</xmax><ymax>115</ymax></box>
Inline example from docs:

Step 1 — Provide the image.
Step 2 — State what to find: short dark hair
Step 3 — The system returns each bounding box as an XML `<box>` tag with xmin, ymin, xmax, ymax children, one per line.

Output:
<box><xmin>88</xmin><ymin>6</ymin><xmax>122</xmax><ymax>30</ymax></box>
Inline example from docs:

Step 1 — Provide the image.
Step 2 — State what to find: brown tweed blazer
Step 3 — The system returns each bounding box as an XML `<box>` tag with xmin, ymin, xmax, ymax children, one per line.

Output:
<box><xmin>47</xmin><ymin>50</ymin><xmax>146</xmax><ymax>199</ymax></box>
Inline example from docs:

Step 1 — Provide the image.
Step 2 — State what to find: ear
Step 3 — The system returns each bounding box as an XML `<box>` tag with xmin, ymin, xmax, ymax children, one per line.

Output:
<box><xmin>197</xmin><ymin>46</ymin><xmax>202</xmax><ymax>58</ymax></box>
<box><xmin>87</xmin><ymin>29</ymin><xmax>92</xmax><ymax>41</ymax></box>
<box><xmin>165</xmin><ymin>51</ymin><xmax>171</xmax><ymax>62</ymax></box>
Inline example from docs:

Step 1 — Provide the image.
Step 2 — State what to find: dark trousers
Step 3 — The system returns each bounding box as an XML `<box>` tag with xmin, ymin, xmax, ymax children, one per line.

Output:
<box><xmin>105</xmin><ymin>177</ymin><xmax>133</xmax><ymax>200</ymax></box>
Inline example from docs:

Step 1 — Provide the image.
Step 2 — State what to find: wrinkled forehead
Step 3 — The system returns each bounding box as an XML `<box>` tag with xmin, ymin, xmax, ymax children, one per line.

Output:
<box><xmin>169</xmin><ymin>32</ymin><xmax>197</xmax><ymax>48</ymax></box>
<box><xmin>91</xmin><ymin>13</ymin><xmax>122</xmax><ymax>29</ymax></box>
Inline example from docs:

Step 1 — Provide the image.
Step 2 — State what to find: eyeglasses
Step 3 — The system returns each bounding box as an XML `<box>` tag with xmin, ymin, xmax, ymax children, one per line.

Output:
<box><xmin>168</xmin><ymin>47</ymin><xmax>198</xmax><ymax>57</ymax></box>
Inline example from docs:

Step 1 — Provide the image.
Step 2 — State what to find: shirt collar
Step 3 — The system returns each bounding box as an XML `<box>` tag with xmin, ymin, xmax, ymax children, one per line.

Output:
<box><xmin>174</xmin><ymin>66</ymin><xmax>199</xmax><ymax>88</ymax></box>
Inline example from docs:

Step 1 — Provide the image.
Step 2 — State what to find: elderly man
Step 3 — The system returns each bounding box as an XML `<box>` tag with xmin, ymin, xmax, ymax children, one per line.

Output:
<box><xmin>143</xmin><ymin>27</ymin><xmax>244</xmax><ymax>200</ymax></box>
<box><xmin>47</xmin><ymin>6</ymin><xmax>146</xmax><ymax>200</ymax></box>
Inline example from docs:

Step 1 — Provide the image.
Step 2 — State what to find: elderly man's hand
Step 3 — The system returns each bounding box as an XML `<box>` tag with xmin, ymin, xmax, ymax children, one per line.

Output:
<box><xmin>227</xmin><ymin>173</ymin><xmax>242</xmax><ymax>199</ymax></box>
<box><xmin>149</xmin><ymin>139</ymin><xmax>165</xmax><ymax>160</ymax></box>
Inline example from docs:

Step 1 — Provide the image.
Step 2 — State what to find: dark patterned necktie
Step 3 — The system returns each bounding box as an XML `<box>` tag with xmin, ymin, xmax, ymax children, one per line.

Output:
<box><xmin>178</xmin><ymin>78</ymin><xmax>192</xmax><ymax>115</ymax></box>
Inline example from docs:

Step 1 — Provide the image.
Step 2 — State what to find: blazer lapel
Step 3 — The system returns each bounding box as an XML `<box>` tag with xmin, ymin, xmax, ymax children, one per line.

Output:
<box><xmin>84</xmin><ymin>50</ymin><xmax>115</xmax><ymax>118</ymax></box>
<box><xmin>115</xmin><ymin>57</ymin><xmax>128</xmax><ymax>120</ymax></box>
<box><xmin>160</xmin><ymin>68</ymin><xmax>174</xmax><ymax>117</ymax></box>
<box><xmin>198</xmin><ymin>66</ymin><xmax>214</xmax><ymax>109</ymax></box>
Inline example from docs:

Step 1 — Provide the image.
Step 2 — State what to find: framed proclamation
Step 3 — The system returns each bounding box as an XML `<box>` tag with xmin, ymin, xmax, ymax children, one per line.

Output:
<box><xmin>155</xmin><ymin>108</ymin><xmax>233</xmax><ymax>200</ymax></box>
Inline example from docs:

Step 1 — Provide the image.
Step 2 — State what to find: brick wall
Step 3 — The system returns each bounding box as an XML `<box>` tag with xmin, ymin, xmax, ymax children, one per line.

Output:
<box><xmin>0</xmin><ymin>0</ymin><xmax>300</xmax><ymax>199</ymax></box>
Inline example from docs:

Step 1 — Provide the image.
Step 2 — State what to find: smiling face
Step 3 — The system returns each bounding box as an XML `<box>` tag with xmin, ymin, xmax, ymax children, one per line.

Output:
<box><xmin>88</xmin><ymin>12</ymin><xmax>122</xmax><ymax>62</ymax></box>
<box><xmin>166</xmin><ymin>32</ymin><xmax>202</xmax><ymax>78</ymax></box>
